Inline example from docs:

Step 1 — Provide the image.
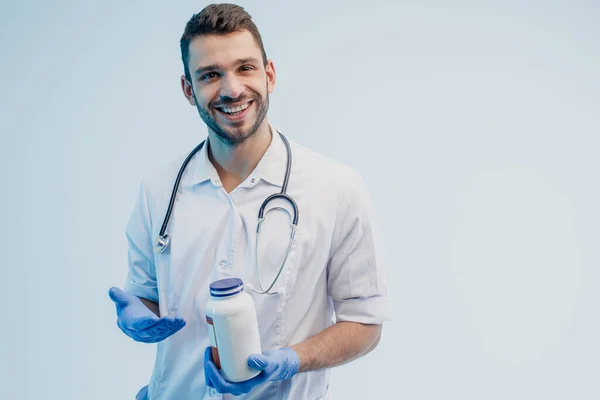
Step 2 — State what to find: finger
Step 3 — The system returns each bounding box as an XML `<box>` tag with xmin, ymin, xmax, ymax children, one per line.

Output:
<box><xmin>205</xmin><ymin>358</ymin><xmax>234</xmax><ymax>394</ymax></box>
<box><xmin>168</xmin><ymin>318</ymin><xmax>186</xmax><ymax>333</ymax></box>
<box><xmin>247</xmin><ymin>354</ymin><xmax>270</xmax><ymax>370</ymax></box>
<box><xmin>205</xmin><ymin>366</ymin><xmax>214</xmax><ymax>387</ymax></box>
<box><xmin>163</xmin><ymin>316</ymin><xmax>186</xmax><ymax>329</ymax></box>
<box><xmin>204</xmin><ymin>349</ymin><xmax>215</xmax><ymax>387</ymax></box>
<box><xmin>206</xmin><ymin>375</ymin><xmax>215</xmax><ymax>389</ymax></box>
<box><xmin>137</xmin><ymin>326</ymin><xmax>174</xmax><ymax>343</ymax></box>
<box><xmin>240</xmin><ymin>371</ymin><xmax>269</xmax><ymax>389</ymax></box>
<box><xmin>145</xmin><ymin>326</ymin><xmax>173</xmax><ymax>342</ymax></box>
<box><xmin>143</xmin><ymin>325</ymin><xmax>168</xmax><ymax>339</ymax></box>
<box><xmin>205</xmin><ymin>357</ymin><xmax>257</xmax><ymax>396</ymax></box>
<box><xmin>142</xmin><ymin>321</ymin><xmax>186</xmax><ymax>343</ymax></box>
<box><xmin>204</xmin><ymin>347</ymin><xmax>212</xmax><ymax>384</ymax></box>
<box><xmin>130</xmin><ymin>315</ymin><xmax>160</xmax><ymax>331</ymax></box>
<box><xmin>108</xmin><ymin>287</ymin><xmax>131</xmax><ymax>307</ymax></box>
<box><xmin>116</xmin><ymin>318</ymin><xmax>126</xmax><ymax>334</ymax></box>
<box><xmin>152</xmin><ymin>317</ymin><xmax>185</xmax><ymax>335</ymax></box>
<box><xmin>117</xmin><ymin>319</ymin><xmax>153</xmax><ymax>343</ymax></box>
<box><xmin>204</xmin><ymin>346</ymin><xmax>213</xmax><ymax>362</ymax></box>
<box><xmin>118</xmin><ymin>317</ymin><xmax>153</xmax><ymax>338</ymax></box>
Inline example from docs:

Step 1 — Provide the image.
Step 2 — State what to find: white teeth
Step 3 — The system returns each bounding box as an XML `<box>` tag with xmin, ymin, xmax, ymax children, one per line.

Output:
<box><xmin>221</xmin><ymin>102</ymin><xmax>250</xmax><ymax>114</ymax></box>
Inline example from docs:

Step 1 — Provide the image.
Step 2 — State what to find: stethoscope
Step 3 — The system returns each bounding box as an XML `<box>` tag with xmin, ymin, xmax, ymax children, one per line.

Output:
<box><xmin>153</xmin><ymin>129</ymin><xmax>298</xmax><ymax>295</ymax></box>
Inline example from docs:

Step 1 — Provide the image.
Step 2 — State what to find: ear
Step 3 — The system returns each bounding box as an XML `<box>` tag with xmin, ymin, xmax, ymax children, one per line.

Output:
<box><xmin>181</xmin><ymin>75</ymin><xmax>197</xmax><ymax>106</ymax></box>
<box><xmin>265</xmin><ymin>60</ymin><xmax>276</xmax><ymax>94</ymax></box>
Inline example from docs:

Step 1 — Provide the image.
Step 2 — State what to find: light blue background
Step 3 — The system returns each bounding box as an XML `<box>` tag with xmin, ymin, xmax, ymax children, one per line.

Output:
<box><xmin>2</xmin><ymin>0</ymin><xmax>599</xmax><ymax>398</ymax></box>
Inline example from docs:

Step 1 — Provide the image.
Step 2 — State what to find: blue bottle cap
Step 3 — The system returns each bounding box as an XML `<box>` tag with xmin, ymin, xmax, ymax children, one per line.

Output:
<box><xmin>209</xmin><ymin>278</ymin><xmax>244</xmax><ymax>297</ymax></box>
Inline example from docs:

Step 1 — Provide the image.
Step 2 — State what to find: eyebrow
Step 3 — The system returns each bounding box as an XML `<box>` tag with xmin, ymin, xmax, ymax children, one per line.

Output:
<box><xmin>194</xmin><ymin>57</ymin><xmax>261</xmax><ymax>78</ymax></box>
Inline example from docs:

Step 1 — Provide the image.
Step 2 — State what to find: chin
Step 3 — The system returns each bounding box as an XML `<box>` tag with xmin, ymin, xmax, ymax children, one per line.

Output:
<box><xmin>216</xmin><ymin>125</ymin><xmax>257</xmax><ymax>145</ymax></box>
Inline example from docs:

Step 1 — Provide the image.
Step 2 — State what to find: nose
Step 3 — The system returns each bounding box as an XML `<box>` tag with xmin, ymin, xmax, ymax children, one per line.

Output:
<box><xmin>218</xmin><ymin>73</ymin><xmax>244</xmax><ymax>100</ymax></box>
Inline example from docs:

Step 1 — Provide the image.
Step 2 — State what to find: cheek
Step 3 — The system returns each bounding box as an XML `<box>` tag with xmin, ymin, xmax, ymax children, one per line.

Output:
<box><xmin>196</xmin><ymin>91</ymin><xmax>216</xmax><ymax>109</ymax></box>
<box><xmin>252</xmin><ymin>82</ymin><xmax>269</xmax><ymax>98</ymax></box>
<box><xmin>192</xmin><ymin>83</ymin><xmax>215</xmax><ymax>102</ymax></box>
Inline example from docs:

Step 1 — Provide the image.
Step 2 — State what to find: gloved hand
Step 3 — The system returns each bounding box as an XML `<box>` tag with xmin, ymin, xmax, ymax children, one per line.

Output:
<box><xmin>204</xmin><ymin>346</ymin><xmax>300</xmax><ymax>396</ymax></box>
<box><xmin>108</xmin><ymin>287</ymin><xmax>186</xmax><ymax>343</ymax></box>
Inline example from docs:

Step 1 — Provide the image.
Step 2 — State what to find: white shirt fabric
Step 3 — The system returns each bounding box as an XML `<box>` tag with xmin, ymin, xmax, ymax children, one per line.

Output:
<box><xmin>123</xmin><ymin>125</ymin><xmax>391</xmax><ymax>400</ymax></box>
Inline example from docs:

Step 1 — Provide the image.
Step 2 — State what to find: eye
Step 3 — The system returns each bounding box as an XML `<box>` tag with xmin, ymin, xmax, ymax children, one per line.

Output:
<box><xmin>200</xmin><ymin>72</ymin><xmax>218</xmax><ymax>81</ymax></box>
<box><xmin>240</xmin><ymin>65</ymin><xmax>254</xmax><ymax>72</ymax></box>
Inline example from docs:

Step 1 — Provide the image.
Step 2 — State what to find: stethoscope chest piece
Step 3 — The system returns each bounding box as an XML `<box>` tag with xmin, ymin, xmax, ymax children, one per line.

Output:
<box><xmin>154</xmin><ymin>234</ymin><xmax>170</xmax><ymax>254</ymax></box>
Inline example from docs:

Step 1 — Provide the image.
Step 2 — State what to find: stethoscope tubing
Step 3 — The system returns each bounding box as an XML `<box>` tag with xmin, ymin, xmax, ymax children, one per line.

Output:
<box><xmin>153</xmin><ymin>129</ymin><xmax>298</xmax><ymax>296</ymax></box>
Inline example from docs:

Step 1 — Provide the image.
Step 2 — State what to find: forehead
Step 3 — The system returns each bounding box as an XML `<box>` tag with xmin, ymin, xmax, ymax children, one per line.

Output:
<box><xmin>188</xmin><ymin>30</ymin><xmax>262</xmax><ymax>69</ymax></box>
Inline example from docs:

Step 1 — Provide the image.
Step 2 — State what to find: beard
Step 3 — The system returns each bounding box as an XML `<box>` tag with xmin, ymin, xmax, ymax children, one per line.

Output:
<box><xmin>194</xmin><ymin>86</ymin><xmax>270</xmax><ymax>147</ymax></box>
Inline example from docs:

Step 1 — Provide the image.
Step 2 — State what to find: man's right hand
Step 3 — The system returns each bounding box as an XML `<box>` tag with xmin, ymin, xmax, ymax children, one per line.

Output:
<box><xmin>108</xmin><ymin>287</ymin><xmax>186</xmax><ymax>343</ymax></box>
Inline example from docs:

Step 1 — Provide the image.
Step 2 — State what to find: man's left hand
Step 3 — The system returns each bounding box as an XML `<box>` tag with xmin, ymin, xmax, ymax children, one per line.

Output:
<box><xmin>204</xmin><ymin>346</ymin><xmax>300</xmax><ymax>395</ymax></box>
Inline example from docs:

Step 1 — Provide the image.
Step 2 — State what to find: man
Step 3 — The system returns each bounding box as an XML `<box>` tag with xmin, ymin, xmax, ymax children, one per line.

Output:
<box><xmin>109</xmin><ymin>3</ymin><xmax>390</xmax><ymax>399</ymax></box>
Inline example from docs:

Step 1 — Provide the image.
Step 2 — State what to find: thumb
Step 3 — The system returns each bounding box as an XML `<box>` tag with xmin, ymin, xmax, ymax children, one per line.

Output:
<box><xmin>247</xmin><ymin>353</ymin><xmax>270</xmax><ymax>370</ymax></box>
<box><xmin>108</xmin><ymin>287</ymin><xmax>132</xmax><ymax>307</ymax></box>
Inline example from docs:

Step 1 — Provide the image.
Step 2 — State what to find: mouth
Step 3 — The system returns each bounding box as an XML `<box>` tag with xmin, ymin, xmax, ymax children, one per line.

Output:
<box><xmin>214</xmin><ymin>101</ymin><xmax>253</xmax><ymax>121</ymax></box>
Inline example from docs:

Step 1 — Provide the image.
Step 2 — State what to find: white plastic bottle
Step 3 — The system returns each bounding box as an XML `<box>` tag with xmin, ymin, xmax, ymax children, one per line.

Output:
<box><xmin>204</xmin><ymin>278</ymin><xmax>262</xmax><ymax>382</ymax></box>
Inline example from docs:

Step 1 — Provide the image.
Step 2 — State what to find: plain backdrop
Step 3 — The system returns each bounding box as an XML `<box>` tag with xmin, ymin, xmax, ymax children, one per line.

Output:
<box><xmin>2</xmin><ymin>0</ymin><xmax>599</xmax><ymax>399</ymax></box>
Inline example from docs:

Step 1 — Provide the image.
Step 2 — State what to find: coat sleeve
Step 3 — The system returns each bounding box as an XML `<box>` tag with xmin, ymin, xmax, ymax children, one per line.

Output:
<box><xmin>327</xmin><ymin>168</ymin><xmax>391</xmax><ymax>324</ymax></box>
<box><xmin>123</xmin><ymin>179</ymin><xmax>159</xmax><ymax>303</ymax></box>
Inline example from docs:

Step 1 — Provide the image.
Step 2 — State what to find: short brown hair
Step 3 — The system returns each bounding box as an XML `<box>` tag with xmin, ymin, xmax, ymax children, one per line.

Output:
<box><xmin>180</xmin><ymin>3</ymin><xmax>268</xmax><ymax>82</ymax></box>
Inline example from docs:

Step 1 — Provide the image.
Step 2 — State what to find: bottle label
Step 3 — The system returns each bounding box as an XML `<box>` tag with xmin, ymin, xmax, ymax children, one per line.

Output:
<box><xmin>206</xmin><ymin>315</ymin><xmax>221</xmax><ymax>369</ymax></box>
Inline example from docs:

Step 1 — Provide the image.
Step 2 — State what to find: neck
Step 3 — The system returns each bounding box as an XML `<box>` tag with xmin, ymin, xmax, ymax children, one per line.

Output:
<box><xmin>207</xmin><ymin>120</ymin><xmax>272</xmax><ymax>191</ymax></box>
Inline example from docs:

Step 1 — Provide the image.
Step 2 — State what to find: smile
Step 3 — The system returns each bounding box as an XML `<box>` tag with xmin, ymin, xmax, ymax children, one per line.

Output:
<box><xmin>216</xmin><ymin>101</ymin><xmax>252</xmax><ymax>117</ymax></box>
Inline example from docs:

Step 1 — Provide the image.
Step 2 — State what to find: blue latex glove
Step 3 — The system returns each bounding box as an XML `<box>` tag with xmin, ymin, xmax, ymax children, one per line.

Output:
<box><xmin>204</xmin><ymin>346</ymin><xmax>300</xmax><ymax>396</ymax></box>
<box><xmin>135</xmin><ymin>385</ymin><xmax>149</xmax><ymax>400</ymax></box>
<box><xmin>108</xmin><ymin>287</ymin><xmax>186</xmax><ymax>343</ymax></box>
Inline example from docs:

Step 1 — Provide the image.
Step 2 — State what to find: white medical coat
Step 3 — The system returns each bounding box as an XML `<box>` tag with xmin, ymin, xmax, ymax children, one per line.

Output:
<box><xmin>123</xmin><ymin>126</ymin><xmax>391</xmax><ymax>399</ymax></box>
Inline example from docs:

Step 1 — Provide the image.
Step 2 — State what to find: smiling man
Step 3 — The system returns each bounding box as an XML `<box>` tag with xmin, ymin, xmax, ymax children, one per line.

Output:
<box><xmin>109</xmin><ymin>3</ymin><xmax>390</xmax><ymax>400</ymax></box>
